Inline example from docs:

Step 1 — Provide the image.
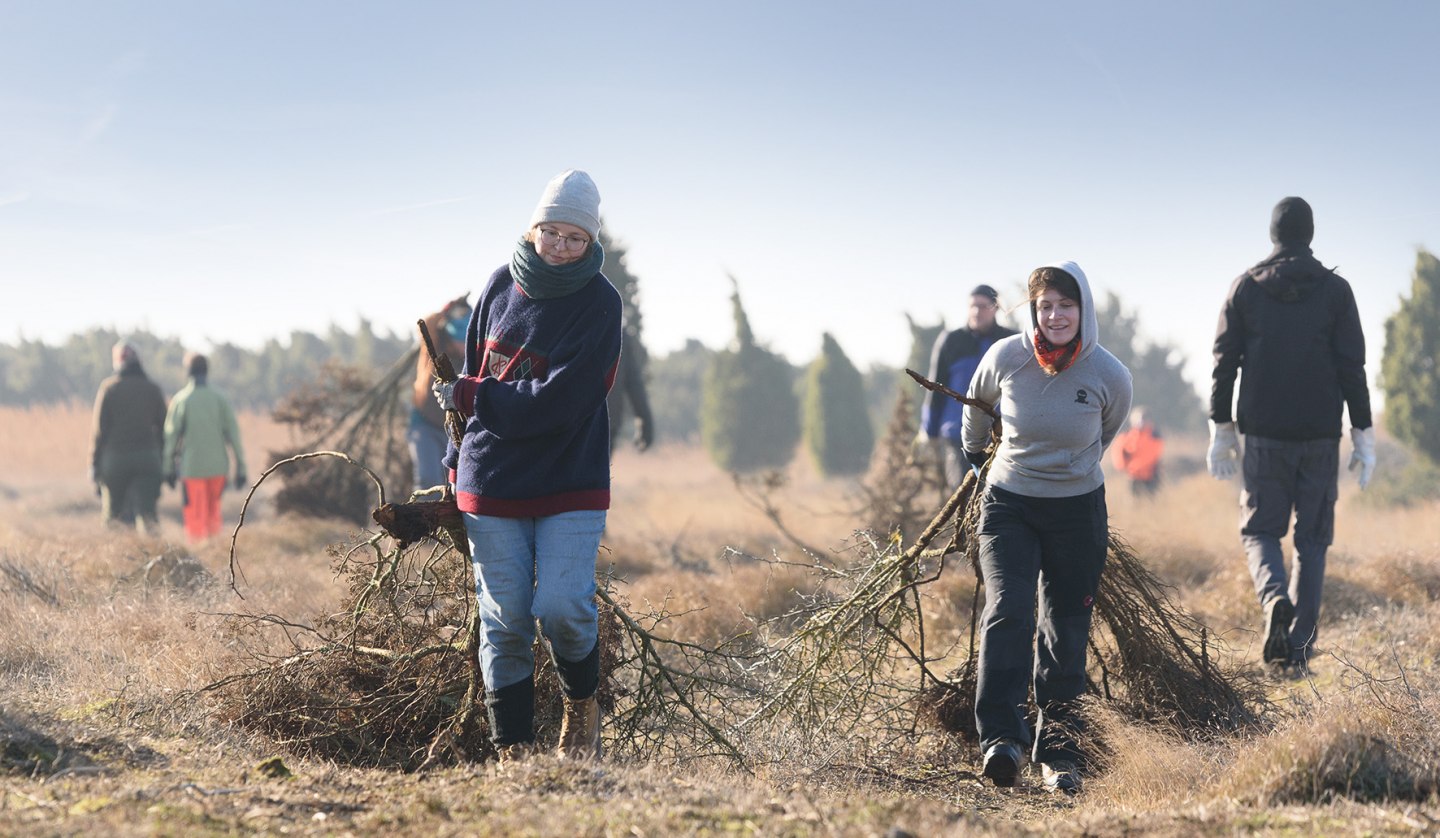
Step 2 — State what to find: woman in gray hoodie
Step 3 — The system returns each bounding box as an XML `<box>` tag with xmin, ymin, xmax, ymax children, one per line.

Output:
<box><xmin>961</xmin><ymin>261</ymin><xmax>1132</xmax><ymax>794</ymax></box>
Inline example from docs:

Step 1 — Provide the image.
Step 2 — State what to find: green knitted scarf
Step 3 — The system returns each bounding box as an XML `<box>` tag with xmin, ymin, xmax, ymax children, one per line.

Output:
<box><xmin>510</xmin><ymin>236</ymin><xmax>605</xmax><ymax>299</ymax></box>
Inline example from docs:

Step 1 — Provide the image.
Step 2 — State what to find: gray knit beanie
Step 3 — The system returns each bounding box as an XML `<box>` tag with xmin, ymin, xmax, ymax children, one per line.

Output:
<box><xmin>528</xmin><ymin>169</ymin><xmax>601</xmax><ymax>240</ymax></box>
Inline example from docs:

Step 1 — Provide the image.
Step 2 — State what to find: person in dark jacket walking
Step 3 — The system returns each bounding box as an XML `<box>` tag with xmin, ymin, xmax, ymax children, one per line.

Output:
<box><xmin>90</xmin><ymin>341</ymin><xmax>168</xmax><ymax>533</ymax></box>
<box><xmin>963</xmin><ymin>262</ymin><xmax>1132</xmax><ymax>794</ymax></box>
<box><xmin>606</xmin><ymin>317</ymin><xmax>654</xmax><ymax>453</ymax></box>
<box><xmin>1207</xmin><ymin>196</ymin><xmax>1376</xmax><ymax>671</ymax></box>
<box><xmin>918</xmin><ymin>284</ymin><xmax>1016</xmax><ymax>488</ymax></box>
<box><xmin>431</xmin><ymin>170</ymin><xmax>621</xmax><ymax>763</ymax></box>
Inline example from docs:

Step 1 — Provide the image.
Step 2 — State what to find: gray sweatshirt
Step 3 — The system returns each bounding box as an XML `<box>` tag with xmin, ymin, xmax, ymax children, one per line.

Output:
<box><xmin>961</xmin><ymin>260</ymin><xmax>1133</xmax><ymax>498</ymax></box>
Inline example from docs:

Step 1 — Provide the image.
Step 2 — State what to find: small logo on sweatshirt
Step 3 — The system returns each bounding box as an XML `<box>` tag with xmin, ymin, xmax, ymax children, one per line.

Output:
<box><xmin>1075</xmin><ymin>389</ymin><xmax>1090</xmax><ymax>405</ymax></box>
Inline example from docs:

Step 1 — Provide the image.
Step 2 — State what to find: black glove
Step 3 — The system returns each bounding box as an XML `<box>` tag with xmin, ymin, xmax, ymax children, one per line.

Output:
<box><xmin>164</xmin><ymin>470</ymin><xmax>178</xmax><ymax>489</ymax></box>
<box><xmin>233</xmin><ymin>471</ymin><xmax>248</xmax><ymax>491</ymax></box>
<box><xmin>89</xmin><ymin>464</ymin><xmax>102</xmax><ymax>497</ymax></box>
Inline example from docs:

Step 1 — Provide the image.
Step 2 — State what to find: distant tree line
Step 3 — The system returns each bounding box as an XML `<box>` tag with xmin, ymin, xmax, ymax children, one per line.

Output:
<box><xmin>4</xmin><ymin>284</ymin><xmax>1206</xmax><ymax>479</ymax></box>
<box><xmin>647</xmin><ymin>283</ymin><xmax>1206</xmax><ymax>477</ymax></box>
<box><xmin>0</xmin><ymin>321</ymin><xmax>412</xmax><ymax>408</ymax></box>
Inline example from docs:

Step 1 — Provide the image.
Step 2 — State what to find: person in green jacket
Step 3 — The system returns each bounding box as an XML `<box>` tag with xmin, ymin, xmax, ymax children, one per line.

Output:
<box><xmin>162</xmin><ymin>353</ymin><xmax>247</xmax><ymax>542</ymax></box>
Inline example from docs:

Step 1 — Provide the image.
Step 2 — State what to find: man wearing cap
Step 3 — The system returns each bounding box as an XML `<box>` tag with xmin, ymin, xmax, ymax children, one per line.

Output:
<box><xmin>1207</xmin><ymin>196</ymin><xmax>1376</xmax><ymax>671</ymax></box>
<box><xmin>918</xmin><ymin>285</ymin><xmax>1017</xmax><ymax>489</ymax></box>
<box><xmin>90</xmin><ymin>340</ymin><xmax>168</xmax><ymax>533</ymax></box>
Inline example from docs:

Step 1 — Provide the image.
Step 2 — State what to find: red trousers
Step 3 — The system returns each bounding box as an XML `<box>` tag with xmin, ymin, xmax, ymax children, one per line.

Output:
<box><xmin>183</xmin><ymin>475</ymin><xmax>228</xmax><ymax>542</ymax></box>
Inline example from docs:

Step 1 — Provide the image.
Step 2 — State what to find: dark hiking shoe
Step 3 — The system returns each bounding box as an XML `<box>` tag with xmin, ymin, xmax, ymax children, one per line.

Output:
<box><xmin>1041</xmin><ymin>760</ymin><xmax>1080</xmax><ymax>795</ymax></box>
<box><xmin>982</xmin><ymin>740</ymin><xmax>1025</xmax><ymax>788</ymax></box>
<box><xmin>1262</xmin><ymin>596</ymin><xmax>1294</xmax><ymax>665</ymax></box>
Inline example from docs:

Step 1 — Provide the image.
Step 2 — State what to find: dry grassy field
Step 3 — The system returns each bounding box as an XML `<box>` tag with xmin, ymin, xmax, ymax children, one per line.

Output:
<box><xmin>2</xmin><ymin>403</ymin><xmax>1439</xmax><ymax>836</ymax></box>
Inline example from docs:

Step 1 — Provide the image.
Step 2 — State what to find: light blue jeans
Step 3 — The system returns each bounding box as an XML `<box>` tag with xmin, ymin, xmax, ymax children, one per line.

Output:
<box><xmin>462</xmin><ymin>510</ymin><xmax>606</xmax><ymax>692</ymax></box>
<box><xmin>406</xmin><ymin>412</ymin><xmax>450</xmax><ymax>492</ymax></box>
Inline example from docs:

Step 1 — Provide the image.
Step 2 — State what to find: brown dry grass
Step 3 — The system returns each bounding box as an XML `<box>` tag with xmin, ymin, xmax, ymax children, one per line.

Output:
<box><xmin>3</xmin><ymin>405</ymin><xmax>1440</xmax><ymax>835</ymax></box>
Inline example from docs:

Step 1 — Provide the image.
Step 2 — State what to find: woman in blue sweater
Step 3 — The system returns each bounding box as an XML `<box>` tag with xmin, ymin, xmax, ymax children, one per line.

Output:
<box><xmin>433</xmin><ymin>170</ymin><xmax>622</xmax><ymax>762</ymax></box>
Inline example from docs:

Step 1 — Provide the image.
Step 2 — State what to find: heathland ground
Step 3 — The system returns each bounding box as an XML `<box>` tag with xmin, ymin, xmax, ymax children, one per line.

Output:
<box><xmin>2</xmin><ymin>404</ymin><xmax>1438</xmax><ymax>836</ymax></box>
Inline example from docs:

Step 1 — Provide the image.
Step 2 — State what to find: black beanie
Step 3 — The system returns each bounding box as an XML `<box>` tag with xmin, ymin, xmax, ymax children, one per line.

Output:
<box><xmin>185</xmin><ymin>352</ymin><xmax>208</xmax><ymax>378</ymax></box>
<box><xmin>1270</xmin><ymin>197</ymin><xmax>1314</xmax><ymax>247</ymax></box>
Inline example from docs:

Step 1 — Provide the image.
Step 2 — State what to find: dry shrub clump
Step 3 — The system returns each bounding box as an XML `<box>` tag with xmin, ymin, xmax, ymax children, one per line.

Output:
<box><xmin>204</xmin><ymin>532</ymin><xmax>625</xmax><ymax>770</ymax></box>
<box><xmin>269</xmin><ymin>357</ymin><xmax>415</xmax><ymax>524</ymax></box>
<box><xmin>1365</xmin><ymin>549</ymin><xmax>1440</xmax><ymax>607</ymax></box>
<box><xmin>1221</xmin><ymin>685</ymin><xmax>1440</xmax><ymax>805</ymax></box>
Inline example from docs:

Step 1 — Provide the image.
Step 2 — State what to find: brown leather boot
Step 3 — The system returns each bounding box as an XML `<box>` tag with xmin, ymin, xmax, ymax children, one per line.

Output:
<box><xmin>556</xmin><ymin>696</ymin><xmax>602</xmax><ymax>760</ymax></box>
<box><xmin>496</xmin><ymin>742</ymin><xmax>534</xmax><ymax>766</ymax></box>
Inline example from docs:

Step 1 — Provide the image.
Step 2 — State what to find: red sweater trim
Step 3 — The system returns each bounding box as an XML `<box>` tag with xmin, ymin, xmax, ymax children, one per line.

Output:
<box><xmin>455</xmin><ymin>488</ymin><xmax>611</xmax><ymax>518</ymax></box>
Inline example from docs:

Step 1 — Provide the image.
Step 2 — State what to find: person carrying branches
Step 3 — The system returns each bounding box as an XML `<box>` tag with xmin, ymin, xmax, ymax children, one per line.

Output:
<box><xmin>409</xmin><ymin>294</ymin><xmax>472</xmax><ymax>491</ymax></box>
<box><xmin>430</xmin><ymin>170</ymin><xmax>621</xmax><ymax>763</ymax></box>
<box><xmin>961</xmin><ymin>262</ymin><xmax>1132</xmax><ymax>794</ymax></box>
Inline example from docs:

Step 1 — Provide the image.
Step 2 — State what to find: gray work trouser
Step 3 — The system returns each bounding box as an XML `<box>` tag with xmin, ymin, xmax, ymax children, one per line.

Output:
<box><xmin>974</xmin><ymin>484</ymin><xmax>1108</xmax><ymax>766</ymax></box>
<box><xmin>1239</xmin><ymin>435</ymin><xmax>1338</xmax><ymax>662</ymax></box>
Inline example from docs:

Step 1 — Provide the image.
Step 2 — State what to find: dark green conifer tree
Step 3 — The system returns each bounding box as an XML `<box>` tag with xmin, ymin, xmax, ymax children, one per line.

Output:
<box><xmin>700</xmin><ymin>277</ymin><xmax>799</xmax><ymax>472</ymax></box>
<box><xmin>1381</xmin><ymin>250</ymin><xmax>1440</xmax><ymax>462</ymax></box>
<box><xmin>803</xmin><ymin>333</ymin><xmax>875</xmax><ymax>476</ymax></box>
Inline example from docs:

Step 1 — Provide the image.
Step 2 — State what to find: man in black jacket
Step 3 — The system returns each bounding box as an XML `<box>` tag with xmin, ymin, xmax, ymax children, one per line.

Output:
<box><xmin>1207</xmin><ymin>196</ymin><xmax>1376</xmax><ymax>670</ymax></box>
<box><xmin>917</xmin><ymin>284</ymin><xmax>1016</xmax><ymax>489</ymax></box>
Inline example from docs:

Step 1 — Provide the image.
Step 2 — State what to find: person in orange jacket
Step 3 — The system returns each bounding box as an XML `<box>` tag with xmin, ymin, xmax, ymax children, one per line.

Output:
<box><xmin>1111</xmin><ymin>406</ymin><xmax>1164</xmax><ymax>497</ymax></box>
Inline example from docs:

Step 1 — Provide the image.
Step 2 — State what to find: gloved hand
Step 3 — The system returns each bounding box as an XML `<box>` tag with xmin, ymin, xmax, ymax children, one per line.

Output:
<box><xmin>431</xmin><ymin>377</ymin><xmax>457</xmax><ymax>411</ymax></box>
<box><xmin>1348</xmin><ymin>426</ymin><xmax>1376</xmax><ymax>490</ymax></box>
<box><xmin>164</xmin><ymin>470</ymin><xmax>178</xmax><ymax>489</ymax></box>
<box><xmin>912</xmin><ymin>430</ymin><xmax>940</xmax><ymax>460</ymax></box>
<box><xmin>634</xmin><ymin>417</ymin><xmax>654</xmax><ymax>452</ymax></box>
<box><xmin>964</xmin><ymin>449</ymin><xmax>988</xmax><ymax>481</ymax></box>
<box><xmin>1206</xmin><ymin>421</ymin><xmax>1241</xmax><ymax>480</ymax></box>
<box><xmin>233</xmin><ymin>471</ymin><xmax>249</xmax><ymax>491</ymax></box>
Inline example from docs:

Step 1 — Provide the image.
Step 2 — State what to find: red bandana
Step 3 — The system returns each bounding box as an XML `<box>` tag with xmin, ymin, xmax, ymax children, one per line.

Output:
<box><xmin>1034</xmin><ymin>334</ymin><xmax>1082</xmax><ymax>375</ymax></box>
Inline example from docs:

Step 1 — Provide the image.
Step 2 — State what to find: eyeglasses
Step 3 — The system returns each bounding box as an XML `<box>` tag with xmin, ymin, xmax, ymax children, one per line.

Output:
<box><xmin>537</xmin><ymin>227</ymin><xmax>591</xmax><ymax>251</ymax></box>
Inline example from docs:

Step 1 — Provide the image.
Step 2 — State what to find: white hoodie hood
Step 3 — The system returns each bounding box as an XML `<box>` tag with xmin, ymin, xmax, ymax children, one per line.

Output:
<box><xmin>1023</xmin><ymin>260</ymin><xmax>1101</xmax><ymax>364</ymax></box>
<box><xmin>962</xmin><ymin>259</ymin><xmax>1133</xmax><ymax>497</ymax></box>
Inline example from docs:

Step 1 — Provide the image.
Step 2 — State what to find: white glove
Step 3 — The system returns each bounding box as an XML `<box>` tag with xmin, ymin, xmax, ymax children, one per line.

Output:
<box><xmin>1348</xmin><ymin>426</ymin><xmax>1376</xmax><ymax>490</ymax></box>
<box><xmin>431</xmin><ymin>378</ymin><xmax>456</xmax><ymax>411</ymax></box>
<box><xmin>912</xmin><ymin>430</ymin><xmax>940</xmax><ymax>459</ymax></box>
<box><xmin>1206</xmin><ymin>421</ymin><xmax>1241</xmax><ymax>480</ymax></box>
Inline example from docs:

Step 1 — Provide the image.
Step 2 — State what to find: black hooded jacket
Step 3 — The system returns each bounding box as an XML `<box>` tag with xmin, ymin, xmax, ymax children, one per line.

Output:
<box><xmin>1210</xmin><ymin>197</ymin><xmax>1372</xmax><ymax>440</ymax></box>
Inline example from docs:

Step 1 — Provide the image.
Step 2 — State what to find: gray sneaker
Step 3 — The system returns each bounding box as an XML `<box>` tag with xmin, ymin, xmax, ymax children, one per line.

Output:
<box><xmin>1262</xmin><ymin>596</ymin><xmax>1294</xmax><ymax>665</ymax></box>
<box><xmin>982</xmin><ymin>739</ymin><xmax>1025</xmax><ymax>788</ymax></box>
<box><xmin>1041</xmin><ymin>760</ymin><xmax>1080</xmax><ymax>794</ymax></box>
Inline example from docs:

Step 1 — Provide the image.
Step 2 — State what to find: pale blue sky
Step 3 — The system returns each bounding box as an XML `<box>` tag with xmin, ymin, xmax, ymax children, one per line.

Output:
<box><xmin>3</xmin><ymin>1</ymin><xmax>1436</xmax><ymax>406</ymax></box>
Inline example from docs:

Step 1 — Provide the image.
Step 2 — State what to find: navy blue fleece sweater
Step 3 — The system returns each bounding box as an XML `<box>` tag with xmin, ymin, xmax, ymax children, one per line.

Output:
<box><xmin>442</xmin><ymin>264</ymin><xmax>621</xmax><ymax>517</ymax></box>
